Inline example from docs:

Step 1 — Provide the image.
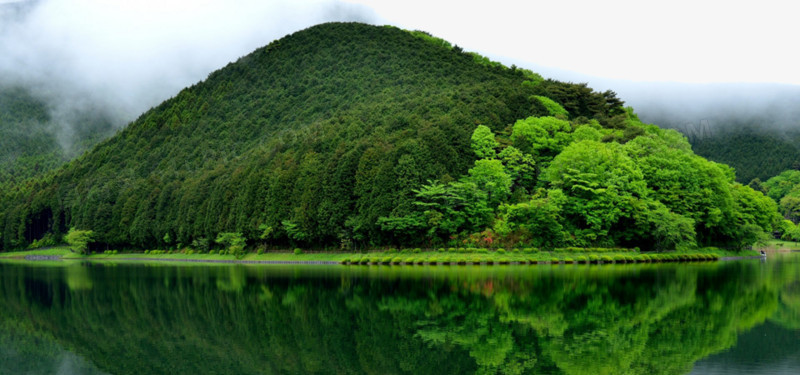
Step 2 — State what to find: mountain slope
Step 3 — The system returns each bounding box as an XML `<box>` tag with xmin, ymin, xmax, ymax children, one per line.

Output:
<box><xmin>0</xmin><ymin>84</ymin><xmax>116</xmax><ymax>189</ymax></box>
<box><xmin>690</xmin><ymin>127</ymin><xmax>800</xmax><ymax>184</ymax></box>
<box><xmin>654</xmin><ymin>115</ymin><xmax>800</xmax><ymax>184</ymax></box>
<box><xmin>0</xmin><ymin>22</ymin><xmax>775</xmax><ymax>251</ymax></box>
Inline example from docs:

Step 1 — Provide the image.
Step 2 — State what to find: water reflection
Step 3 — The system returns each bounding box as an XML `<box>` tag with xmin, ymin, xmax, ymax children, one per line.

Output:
<box><xmin>0</xmin><ymin>256</ymin><xmax>798</xmax><ymax>375</ymax></box>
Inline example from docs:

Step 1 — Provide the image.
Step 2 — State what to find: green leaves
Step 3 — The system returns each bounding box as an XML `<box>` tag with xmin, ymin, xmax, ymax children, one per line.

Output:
<box><xmin>470</xmin><ymin>125</ymin><xmax>499</xmax><ymax>159</ymax></box>
<box><xmin>533</xmin><ymin>95</ymin><xmax>568</xmax><ymax>117</ymax></box>
<box><xmin>511</xmin><ymin>116</ymin><xmax>572</xmax><ymax>159</ymax></box>
<box><xmin>215</xmin><ymin>232</ymin><xmax>245</xmax><ymax>258</ymax></box>
<box><xmin>466</xmin><ymin>159</ymin><xmax>512</xmax><ymax>208</ymax></box>
<box><xmin>65</xmin><ymin>228</ymin><xmax>94</xmax><ymax>255</ymax></box>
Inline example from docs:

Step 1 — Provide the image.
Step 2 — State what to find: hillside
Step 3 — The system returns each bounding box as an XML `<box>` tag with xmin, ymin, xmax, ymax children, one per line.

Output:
<box><xmin>690</xmin><ymin>128</ymin><xmax>800</xmax><ymax>184</ymax></box>
<box><xmin>0</xmin><ymin>22</ymin><xmax>779</xmax><ymax>251</ymax></box>
<box><xmin>0</xmin><ymin>84</ymin><xmax>116</xmax><ymax>189</ymax></box>
<box><xmin>654</xmin><ymin>117</ymin><xmax>800</xmax><ymax>184</ymax></box>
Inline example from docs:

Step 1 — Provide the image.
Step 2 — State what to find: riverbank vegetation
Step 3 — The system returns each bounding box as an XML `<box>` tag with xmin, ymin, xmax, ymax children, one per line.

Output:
<box><xmin>0</xmin><ymin>246</ymin><xmax>759</xmax><ymax>266</ymax></box>
<box><xmin>0</xmin><ymin>23</ymin><xmax>782</xmax><ymax>253</ymax></box>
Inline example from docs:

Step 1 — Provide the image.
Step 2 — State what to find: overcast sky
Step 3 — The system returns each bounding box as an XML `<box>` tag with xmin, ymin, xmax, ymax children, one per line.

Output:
<box><xmin>1</xmin><ymin>0</ymin><xmax>798</xmax><ymax>130</ymax></box>
<box><xmin>346</xmin><ymin>0</ymin><xmax>800</xmax><ymax>85</ymax></box>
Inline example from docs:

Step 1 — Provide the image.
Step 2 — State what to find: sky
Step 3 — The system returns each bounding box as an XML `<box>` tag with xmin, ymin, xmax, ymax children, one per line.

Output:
<box><xmin>1</xmin><ymin>0</ymin><xmax>799</xmax><ymax>132</ymax></box>
<box><xmin>345</xmin><ymin>0</ymin><xmax>800</xmax><ymax>85</ymax></box>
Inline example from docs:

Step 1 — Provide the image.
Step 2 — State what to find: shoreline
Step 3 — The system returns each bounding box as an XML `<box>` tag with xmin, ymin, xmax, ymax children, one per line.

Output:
<box><xmin>13</xmin><ymin>254</ymin><xmax>771</xmax><ymax>265</ymax></box>
<box><xmin>0</xmin><ymin>248</ymin><xmax>766</xmax><ymax>266</ymax></box>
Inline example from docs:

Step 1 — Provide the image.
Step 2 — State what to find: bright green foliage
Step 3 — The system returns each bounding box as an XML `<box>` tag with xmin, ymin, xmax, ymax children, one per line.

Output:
<box><xmin>65</xmin><ymin>228</ymin><xmax>94</xmax><ymax>255</ymax></box>
<box><xmin>571</xmin><ymin>123</ymin><xmax>603</xmax><ymax>142</ymax></box>
<box><xmin>764</xmin><ymin>170</ymin><xmax>800</xmax><ymax>202</ymax></box>
<box><xmin>624</xmin><ymin>128</ymin><xmax>779</xmax><ymax>248</ymax></box>
<box><xmin>780</xmin><ymin>192</ymin><xmax>800</xmax><ymax>223</ymax></box>
<box><xmin>465</xmin><ymin>159</ymin><xmax>512</xmax><ymax>207</ymax></box>
<box><xmin>636</xmin><ymin>201</ymin><xmax>697</xmax><ymax>250</ymax></box>
<box><xmin>497</xmin><ymin>189</ymin><xmax>566</xmax><ymax>249</ymax></box>
<box><xmin>545</xmin><ymin>140</ymin><xmax>648</xmax><ymax>246</ymax></box>
<box><xmin>533</xmin><ymin>95</ymin><xmax>568</xmax><ymax>117</ymax></box>
<box><xmin>407</xmin><ymin>29</ymin><xmax>452</xmax><ymax>49</ymax></box>
<box><xmin>761</xmin><ymin>169</ymin><xmax>800</xmax><ymax>229</ymax></box>
<box><xmin>379</xmin><ymin>179</ymin><xmax>493</xmax><ymax>244</ymax></box>
<box><xmin>470</xmin><ymin>125</ymin><xmax>499</xmax><ymax>159</ymax></box>
<box><xmin>215</xmin><ymin>232</ymin><xmax>245</xmax><ymax>258</ymax></box>
<box><xmin>511</xmin><ymin>116</ymin><xmax>572</xmax><ymax>159</ymax></box>
<box><xmin>282</xmin><ymin>220</ymin><xmax>308</xmax><ymax>243</ymax></box>
<box><xmin>497</xmin><ymin>146</ymin><xmax>536</xmax><ymax>190</ymax></box>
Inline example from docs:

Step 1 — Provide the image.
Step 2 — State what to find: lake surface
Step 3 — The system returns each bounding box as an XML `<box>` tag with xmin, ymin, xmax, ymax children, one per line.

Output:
<box><xmin>0</xmin><ymin>254</ymin><xmax>798</xmax><ymax>375</ymax></box>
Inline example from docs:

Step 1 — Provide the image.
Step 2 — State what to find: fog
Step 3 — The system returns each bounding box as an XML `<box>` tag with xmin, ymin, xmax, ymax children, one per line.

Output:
<box><xmin>2</xmin><ymin>0</ymin><xmax>800</xmax><ymax>153</ymax></box>
<box><xmin>0</xmin><ymin>0</ymin><xmax>376</xmax><ymax>150</ymax></box>
<box><xmin>519</xmin><ymin>62</ymin><xmax>800</xmax><ymax>138</ymax></box>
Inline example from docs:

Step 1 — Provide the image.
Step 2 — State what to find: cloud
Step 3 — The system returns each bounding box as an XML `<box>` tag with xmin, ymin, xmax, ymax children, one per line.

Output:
<box><xmin>0</xmin><ymin>0</ymin><xmax>377</xmax><ymax>130</ymax></box>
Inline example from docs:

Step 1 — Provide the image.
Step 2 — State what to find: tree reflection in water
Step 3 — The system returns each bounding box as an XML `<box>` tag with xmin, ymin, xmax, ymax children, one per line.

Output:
<box><xmin>0</xmin><ymin>258</ymin><xmax>797</xmax><ymax>375</ymax></box>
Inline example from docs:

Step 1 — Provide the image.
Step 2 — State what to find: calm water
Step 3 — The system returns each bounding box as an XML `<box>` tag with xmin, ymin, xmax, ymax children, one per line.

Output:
<box><xmin>0</xmin><ymin>254</ymin><xmax>798</xmax><ymax>375</ymax></box>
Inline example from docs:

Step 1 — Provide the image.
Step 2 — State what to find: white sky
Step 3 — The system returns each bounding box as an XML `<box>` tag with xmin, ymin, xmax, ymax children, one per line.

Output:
<box><xmin>1</xmin><ymin>0</ymin><xmax>798</xmax><ymax>129</ymax></box>
<box><xmin>345</xmin><ymin>0</ymin><xmax>800</xmax><ymax>85</ymax></box>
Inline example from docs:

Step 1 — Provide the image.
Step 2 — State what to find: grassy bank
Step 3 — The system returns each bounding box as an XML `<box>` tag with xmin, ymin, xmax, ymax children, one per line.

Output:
<box><xmin>760</xmin><ymin>240</ymin><xmax>800</xmax><ymax>252</ymax></box>
<box><xmin>0</xmin><ymin>246</ymin><xmax>759</xmax><ymax>265</ymax></box>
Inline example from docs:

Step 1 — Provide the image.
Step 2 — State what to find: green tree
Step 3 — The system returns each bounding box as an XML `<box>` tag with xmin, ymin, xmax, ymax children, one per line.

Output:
<box><xmin>533</xmin><ymin>95</ymin><xmax>568</xmax><ymax>117</ymax></box>
<box><xmin>465</xmin><ymin>159</ymin><xmax>512</xmax><ymax>208</ymax></box>
<box><xmin>497</xmin><ymin>146</ymin><xmax>536</xmax><ymax>190</ymax></box>
<box><xmin>545</xmin><ymin>140</ymin><xmax>649</xmax><ymax>246</ymax></box>
<box><xmin>497</xmin><ymin>189</ymin><xmax>566</xmax><ymax>249</ymax></box>
<box><xmin>470</xmin><ymin>125</ymin><xmax>499</xmax><ymax>159</ymax></box>
<box><xmin>65</xmin><ymin>228</ymin><xmax>94</xmax><ymax>255</ymax></box>
<box><xmin>216</xmin><ymin>232</ymin><xmax>246</xmax><ymax>258</ymax></box>
<box><xmin>511</xmin><ymin>116</ymin><xmax>572</xmax><ymax>159</ymax></box>
<box><xmin>764</xmin><ymin>170</ymin><xmax>800</xmax><ymax>201</ymax></box>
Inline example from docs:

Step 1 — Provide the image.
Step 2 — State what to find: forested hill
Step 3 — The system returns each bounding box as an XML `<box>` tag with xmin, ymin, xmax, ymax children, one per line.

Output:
<box><xmin>691</xmin><ymin>127</ymin><xmax>800</xmax><ymax>185</ymax></box>
<box><xmin>0</xmin><ymin>85</ymin><xmax>116</xmax><ymax>189</ymax></box>
<box><xmin>0</xmin><ymin>22</ymin><xmax>779</xmax><ymax>251</ymax></box>
<box><xmin>651</xmin><ymin>115</ymin><xmax>800</xmax><ymax>184</ymax></box>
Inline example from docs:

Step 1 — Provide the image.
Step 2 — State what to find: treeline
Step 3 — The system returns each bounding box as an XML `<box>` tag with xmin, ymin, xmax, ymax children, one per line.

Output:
<box><xmin>0</xmin><ymin>22</ymin><xmax>779</xmax><ymax>252</ymax></box>
<box><xmin>758</xmin><ymin>170</ymin><xmax>800</xmax><ymax>240</ymax></box>
<box><xmin>380</xmin><ymin>110</ymin><xmax>779</xmax><ymax>250</ymax></box>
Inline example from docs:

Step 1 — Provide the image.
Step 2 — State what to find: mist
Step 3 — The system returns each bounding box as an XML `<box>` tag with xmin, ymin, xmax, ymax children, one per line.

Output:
<box><xmin>602</xmin><ymin>81</ymin><xmax>800</xmax><ymax>137</ymax></box>
<box><xmin>3</xmin><ymin>0</ymin><xmax>800</xmax><ymax>153</ymax></box>
<box><xmin>512</xmin><ymin>62</ymin><xmax>800</xmax><ymax>138</ymax></box>
<box><xmin>0</xmin><ymin>0</ymin><xmax>377</xmax><ymax>151</ymax></box>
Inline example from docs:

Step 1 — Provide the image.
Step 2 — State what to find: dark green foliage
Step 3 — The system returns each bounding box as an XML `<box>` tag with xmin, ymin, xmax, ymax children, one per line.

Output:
<box><xmin>0</xmin><ymin>85</ymin><xmax>117</xmax><ymax>190</ymax></box>
<box><xmin>688</xmin><ymin>126</ymin><xmax>800</xmax><ymax>184</ymax></box>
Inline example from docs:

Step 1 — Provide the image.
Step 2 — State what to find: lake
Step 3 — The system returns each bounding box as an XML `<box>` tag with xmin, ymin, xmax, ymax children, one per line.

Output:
<box><xmin>0</xmin><ymin>254</ymin><xmax>798</xmax><ymax>375</ymax></box>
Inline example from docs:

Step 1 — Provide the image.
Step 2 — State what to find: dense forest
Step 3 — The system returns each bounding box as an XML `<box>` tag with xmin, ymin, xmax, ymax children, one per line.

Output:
<box><xmin>683</xmin><ymin>125</ymin><xmax>800</xmax><ymax>184</ymax></box>
<box><xmin>0</xmin><ymin>22</ymin><xmax>782</xmax><ymax>252</ymax></box>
